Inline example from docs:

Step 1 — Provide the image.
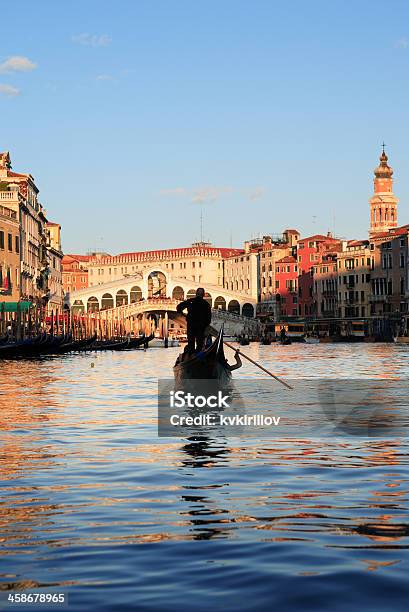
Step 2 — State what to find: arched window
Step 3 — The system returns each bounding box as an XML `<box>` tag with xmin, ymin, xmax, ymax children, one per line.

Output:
<box><xmin>186</xmin><ymin>289</ymin><xmax>196</xmax><ymax>300</ymax></box>
<box><xmin>148</xmin><ymin>271</ymin><xmax>166</xmax><ymax>298</ymax></box>
<box><xmin>101</xmin><ymin>293</ymin><xmax>114</xmax><ymax>309</ymax></box>
<box><xmin>172</xmin><ymin>286</ymin><xmax>184</xmax><ymax>301</ymax></box>
<box><xmin>130</xmin><ymin>286</ymin><xmax>142</xmax><ymax>303</ymax></box>
<box><xmin>87</xmin><ymin>296</ymin><xmax>99</xmax><ymax>312</ymax></box>
<box><xmin>116</xmin><ymin>289</ymin><xmax>128</xmax><ymax>306</ymax></box>
<box><xmin>214</xmin><ymin>296</ymin><xmax>226</xmax><ymax>310</ymax></box>
<box><xmin>228</xmin><ymin>299</ymin><xmax>240</xmax><ymax>314</ymax></box>
<box><xmin>242</xmin><ymin>303</ymin><xmax>254</xmax><ymax>318</ymax></box>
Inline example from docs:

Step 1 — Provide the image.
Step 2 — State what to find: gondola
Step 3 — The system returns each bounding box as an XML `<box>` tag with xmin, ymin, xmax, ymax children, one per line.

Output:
<box><xmin>52</xmin><ymin>334</ymin><xmax>97</xmax><ymax>354</ymax></box>
<box><xmin>173</xmin><ymin>327</ymin><xmax>232</xmax><ymax>386</ymax></box>
<box><xmin>87</xmin><ymin>338</ymin><xmax>131</xmax><ymax>352</ymax></box>
<box><xmin>126</xmin><ymin>333</ymin><xmax>154</xmax><ymax>349</ymax></box>
<box><xmin>0</xmin><ymin>333</ymin><xmax>61</xmax><ymax>359</ymax></box>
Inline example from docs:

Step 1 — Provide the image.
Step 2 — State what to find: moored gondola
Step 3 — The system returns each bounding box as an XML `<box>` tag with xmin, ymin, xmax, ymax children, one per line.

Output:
<box><xmin>173</xmin><ymin>327</ymin><xmax>232</xmax><ymax>386</ymax></box>
<box><xmin>87</xmin><ymin>338</ymin><xmax>130</xmax><ymax>352</ymax></box>
<box><xmin>126</xmin><ymin>333</ymin><xmax>155</xmax><ymax>349</ymax></box>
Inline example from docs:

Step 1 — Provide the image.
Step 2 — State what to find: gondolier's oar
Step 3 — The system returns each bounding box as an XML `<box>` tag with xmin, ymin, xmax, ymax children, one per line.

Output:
<box><xmin>209</xmin><ymin>326</ymin><xmax>292</xmax><ymax>389</ymax></box>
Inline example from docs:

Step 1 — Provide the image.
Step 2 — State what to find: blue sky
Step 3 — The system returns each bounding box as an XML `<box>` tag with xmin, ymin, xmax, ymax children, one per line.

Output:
<box><xmin>1</xmin><ymin>0</ymin><xmax>409</xmax><ymax>254</ymax></box>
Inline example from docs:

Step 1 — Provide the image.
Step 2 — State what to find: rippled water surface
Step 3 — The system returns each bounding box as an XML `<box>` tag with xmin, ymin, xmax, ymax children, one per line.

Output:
<box><xmin>1</xmin><ymin>343</ymin><xmax>409</xmax><ymax>611</ymax></box>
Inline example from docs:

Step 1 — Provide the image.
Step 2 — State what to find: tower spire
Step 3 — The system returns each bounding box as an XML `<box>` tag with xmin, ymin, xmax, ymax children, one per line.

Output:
<box><xmin>369</xmin><ymin>147</ymin><xmax>398</xmax><ymax>236</ymax></box>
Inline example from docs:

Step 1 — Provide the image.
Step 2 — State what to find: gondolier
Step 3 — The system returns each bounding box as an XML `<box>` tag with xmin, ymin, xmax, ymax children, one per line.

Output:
<box><xmin>176</xmin><ymin>287</ymin><xmax>211</xmax><ymax>353</ymax></box>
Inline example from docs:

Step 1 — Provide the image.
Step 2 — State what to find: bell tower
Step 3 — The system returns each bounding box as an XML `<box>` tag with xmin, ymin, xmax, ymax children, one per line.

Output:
<box><xmin>369</xmin><ymin>145</ymin><xmax>398</xmax><ymax>236</ymax></box>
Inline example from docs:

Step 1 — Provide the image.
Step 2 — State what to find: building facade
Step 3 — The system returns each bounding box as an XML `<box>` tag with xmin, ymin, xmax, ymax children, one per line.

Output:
<box><xmin>313</xmin><ymin>252</ymin><xmax>338</xmax><ymax>318</ymax></box>
<box><xmin>87</xmin><ymin>243</ymin><xmax>241</xmax><ymax>289</ymax></box>
<box><xmin>297</xmin><ymin>234</ymin><xmax>341</xmax><ymax>317</ymax></box>
<box><xmin>0</xmin><ymin>201</ymin><xmax>20</xmax><ymax>302</ymax></box>
<box><xmin>62</xmin><ymin>254</ymin><xmax>93</xmax><ymax>294</ymax></box>
<box><xmin>369</xmin><ymin>226</ymin><xmax>409</xmax><ymax>317</ymax></box>
<box><xmin>337</xmin><ymin>240</ymin><xmax>372</xmax><ymax>319</ymax></box>
<box><xmin>46</xmin><ymin>222</ymin><xmax>64</xmax><ymax>312</ymax></box>
<box><xmin>0</xmin><ymin>151</ymin><xmax>50</xmax><ymax>305</ymax></box>
<box><xmin>275</xmin><ymin>255</ymin><xmax>298</xmax><ymax>317</ymax></box>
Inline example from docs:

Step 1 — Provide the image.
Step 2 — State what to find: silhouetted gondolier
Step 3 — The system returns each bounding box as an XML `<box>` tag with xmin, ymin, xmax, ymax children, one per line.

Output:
<box><xmin>177</xmin><ymin>288</ymin><xmax>211</xmax><ymax>353</ymax></box>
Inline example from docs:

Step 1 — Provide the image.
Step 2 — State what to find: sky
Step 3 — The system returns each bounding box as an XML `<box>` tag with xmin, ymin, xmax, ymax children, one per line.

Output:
<box><xmin>1</xmin><ymin>0</ymin><xmax>409</xmax><ymax>254</ymax></box>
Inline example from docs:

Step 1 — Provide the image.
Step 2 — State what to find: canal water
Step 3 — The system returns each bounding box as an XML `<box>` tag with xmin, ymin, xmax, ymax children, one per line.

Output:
<box><xmin>0</xmin><ymin>344</ymin><xmax>409</xmax><ymax>611</ymax></box>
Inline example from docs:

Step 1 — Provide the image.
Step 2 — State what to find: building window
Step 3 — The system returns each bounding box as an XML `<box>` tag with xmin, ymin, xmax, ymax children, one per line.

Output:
<box><xmin>15</xmin><ymin>236</ymin><xmax>19</xmax><ymax>253</ymax></box>
<box><xmin>0</xmin><ymin>231</ymin><xmax>4</xmax><ymax>249</ymax></box>
<box><xmin>7</xmin><ymin>233</ymin><xmax>12</xmax><ymax>251</ymax></box>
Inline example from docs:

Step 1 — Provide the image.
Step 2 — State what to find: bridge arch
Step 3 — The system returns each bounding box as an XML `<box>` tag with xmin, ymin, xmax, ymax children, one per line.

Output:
<box><xmin>172</xmin><ymin>286</ymin><xmax>184</xmax><ymax>301</ymax></box>
<box><xmin>130</xmin><ymin>285</ymin><xmax>142</xmax><ymax>303</ymax></box>
<box><xmin>66</xmin><ymin>265</ymin><xmax>257</xmax><ymax>319</ymax></box>
<box><xmin>214</xmin><ymin>296</ymin><xmax>226</xmax><ymax>310</ymax></box>
<box><xmin>228</xmin><ymin>299</ymin><xmax>240</xmax><ymax>315</ymax></box>
<box><xmin>87</xmin><ymin>296</ymin><xmax>99</xmax><ymax>312</ymax></box>
<box><xmin>116</xmin><ymin>289</ymin><xmax>128</xmax><ymax>306</ymax></box>
<box><xmin>101</xmin><ymin>293</ymin><xmax>114</xmax><ymax>310</ymax></box>
<box><xmin>242</xmin><ymin>303</ymin><xmax>255</xmax><ymax>318</ymax></box>
<box><xmin>148</xmin><ymin>271</ymin><xmax>167</xmax><ymax>298</ymax></box>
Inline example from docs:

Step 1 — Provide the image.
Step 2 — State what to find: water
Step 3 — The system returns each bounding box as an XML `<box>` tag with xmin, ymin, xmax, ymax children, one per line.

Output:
<box><xmin>1</xmin><ymin>344</ymin><xmax>409</xmax><ymax>611</ymax></box>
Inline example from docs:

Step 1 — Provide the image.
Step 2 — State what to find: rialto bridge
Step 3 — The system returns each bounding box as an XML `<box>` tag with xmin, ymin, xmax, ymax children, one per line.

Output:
<box><xmin>64</xmin><ymin>268</ymin><xmax>260</xmax><ymax>335</ymax></box>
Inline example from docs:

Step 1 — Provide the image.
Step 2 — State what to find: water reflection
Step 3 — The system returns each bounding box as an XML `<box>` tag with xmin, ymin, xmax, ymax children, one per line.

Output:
<box><xmin>0</xmin><ymin>345</ymin><xmax>408</xmax><ymax>609</ymax></box>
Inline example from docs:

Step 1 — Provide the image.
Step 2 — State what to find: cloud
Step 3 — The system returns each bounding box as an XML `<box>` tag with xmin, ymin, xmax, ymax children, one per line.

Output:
<box><xmin>72</xmin><ymin>33</ymin><xmax>112</xmax><ymax>47</ymax></box>
<box><xmin>159</xmin><ymin>187</ymin><xmax>187</xmax><ymax>196</ymax></box>
<box><xmin>0</xmin><ymin>83</ymin><xmax>20</xmax><ymax>97</ymax></box>
<box><xmin>191</xmin><ymin>186</ymin><xmax>233</xmax><ymax>204</ymax></box>
<box><xmin>249</xmin><ymin>186</ymin><xmax>266</xmax><ymax>201</ymax></box>
<box><xmin>159</xmin><ymin>186</ymin><xmax>233</xmax><ymax>203</ymax></box>
<box><xmin>0</xmin><ymin>55</ymin><xmax>37</xmax><ymax>74</ymax></box>
<box><xmin>395</xmin><ymin>38</ymin><xmax>408</xmax><ymax>49</ymax></box>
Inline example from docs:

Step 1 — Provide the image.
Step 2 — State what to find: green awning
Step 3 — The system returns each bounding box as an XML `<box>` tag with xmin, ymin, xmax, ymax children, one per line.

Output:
<box><xmin>0</xmin><ymin>301</ymin><xmax>33</xmax><ymax>313</ymax></box>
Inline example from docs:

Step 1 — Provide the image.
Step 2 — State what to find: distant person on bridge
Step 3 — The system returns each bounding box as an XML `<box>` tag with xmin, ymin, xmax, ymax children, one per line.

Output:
<box><xmin>176</xmin><ymin>288</ymin><xmax>212</xmax><ymax>353</ymax></box>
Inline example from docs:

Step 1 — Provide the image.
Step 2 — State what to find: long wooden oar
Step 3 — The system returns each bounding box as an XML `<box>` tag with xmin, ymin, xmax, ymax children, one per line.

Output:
<box><xmin>209</xmin><ymin>326</ymin><xmax>292</xmax><ymax>389</ymax></box>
